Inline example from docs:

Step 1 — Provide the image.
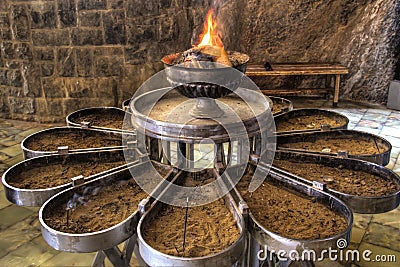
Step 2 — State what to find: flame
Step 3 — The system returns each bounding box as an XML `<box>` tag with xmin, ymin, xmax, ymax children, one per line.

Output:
<box><xmin>197</xmin><ymin>10</ymin><xmax>223</xmax><ymax>48</ymax></box>
<box><xmin>195</xmin><ymin>10</ymin><xmax>231</xmax><ymax>66</ymax></box>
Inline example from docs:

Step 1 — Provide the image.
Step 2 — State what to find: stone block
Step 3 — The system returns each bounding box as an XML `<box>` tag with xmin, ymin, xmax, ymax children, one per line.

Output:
<box><xmin>1</xmin><ymin>42</ymin><xmax>14</xmax><ymax>59</ymax></box>
<box><xmin>125</xmin><ymin>47</ymin><xmax>147</xmax><ymax>65</ymax></box>
<box><xmin>126</xmin><ymin>0</ymin><xmax>159</xmax><ymax>17</ymax></box>
<box><xmin>15</xmin><ymin>43</ymin><xmax>32</xmax><ymax>60</ymax></box>
<box><xmin>78</xmin><ymin>11</ymin><xmax>101</xmax><ymax>27</ymax></box>
<box><xmin>76</xmin><ymin>49</ymin><xmax>93</xmax><ymax>77</ymax></box>
<box><xmin>34</xmin><ymin>98</ymin><xmax>64</xmax><ymax>118</ymax></box>
<box><xmin>110</xmin><ymin>57</ymin><xmax>124</xmax><ymax>76</ymax></box>
<box><xmin>30</xmin><ymin>2</ymin><xmax>57</xmax><ymax>29</ymax></box>
<box><xmin>58</xmin><ymin>0</ymin><xmax>77</xmax><ymax>27</ymax></box>
<box><xmin>77</xmin><ymin>0</ymin><xmax>107</xmax><ymax>10</ymax></box>
<box><xmin>42</xmin><ymin>78</ymin><xmax>67</xmax><ymax>98</ymax></box>
<box><xmin>67</xmin><ymin>78</ymin><xmax>94</xmax><ymax>98</ymax></box>
<box><xmin>33</xmin><ymin>48</ymin><xmax>54</xmax><ymax>61</ymax></box>
<box><xmin>21</xmin><ymin>63</ymin><xmax>43</xmax><ymax>97</ymax></box>
<box><xmin>103</xmin><ymin>10</ymin><xmax>126</xmax><ymax>44</ymax></box>
<box><xmin>41</xmin><ymin>63</ymin><xmax>54</xmax><ymax>77</ymax></box>
<box><xmin>32</xmin><ymin>29</ymin><xmax>70</xmax><ymax>46</ymax></box>
<box><xmin>0</xmin><ymin>12</ymin><xmax>9</xmax><ymax>26</ymax></box>
<box><xmin>57</xmin><ymin>48</ymin><xmax>75</xmax><ymax>77</ymax></box>
<box><xmin>126</xmin><ymin>23</ymin><xmax>157</xmax><ymax>45</ymax></box>
<box><xmin>8</xmin><ymin>97</ymin><xmax>35</xmax><ymax>114</ymax></box>
<box><xmin>71</xmin><ymin>28</ymin><xmax>103</xmax><ymax>46</ymax></box>
<box><xmin>109</xmin><ymin>0</ymin><xmax>124</xmax><ymax>9</ymax></box>
<box><xmin>8</xmin><ymin>69</ymin><xmax>22</xmax><ymax>87</ymax></box>
<box><xmin>94</xmin><ymin>57</ymin><xmax>111</xmax><ymax>77</ymax></box>
<box><xmin>11</xmin><ymin>4</ymin><xmax>30</xmax><ymax>41</ymax></box>
<box><xmin>0</xmin><ymin>27</ymin><xmax>12</xmax><ymax>41</ymax></box>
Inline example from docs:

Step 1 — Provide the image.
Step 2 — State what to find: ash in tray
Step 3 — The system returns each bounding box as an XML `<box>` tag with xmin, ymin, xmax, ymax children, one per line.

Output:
<box><xmin>169</xmin><ymin>46</ymin><xmax>248</xmax><ymax>68</ymax></box>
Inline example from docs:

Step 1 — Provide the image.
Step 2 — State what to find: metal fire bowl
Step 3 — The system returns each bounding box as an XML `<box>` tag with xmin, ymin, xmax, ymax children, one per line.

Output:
<box><xmin>274</xmin><ymin>108</ymin><xmax>349</xmax><ymax>135</ymax></box>
<box><xmin>39</xmin><ymin>161</ymin><xmax>174</xmax><ymax>253</ymax></box>
<box><xmin>270</xmin><ymin>151</ymin><xmax>400</xmax><ymax>214</ymax></box>
<box><xmin>137</xmin><ymin>169</ymin><xmax>246</xmax><ymax>266</ymax></box>
<box><xmin>66</xmin><ymin>107</ymin><xmax>135</xmax><ymax>133</ymax></box>
<box><xmin>269</xmin><ymin>96</ymin><xmax>293</xmax><ymax>116</ymax></box>
<box><xmin>277</xmin><ymin>130</ymin><xmax>392</xmax><ymax>166</ymax></box>
<box><xmin>161</xmin><ymin>52</ymin><xmax>249</xmax><ymax>99</ymax></box>
<box><xmin>1</xmin><ymin>149</ymin><xmax>134</xmax><ymax>207</ymax></box>
<box><xmin>21</xmin><ymin>127</ymin><xmax>136</xmax><ymax>159</ymax></box>
<box><xmin>225</xmin><ymin>163</ymin><xmax>353</xmax><ymax>255</ymax></box>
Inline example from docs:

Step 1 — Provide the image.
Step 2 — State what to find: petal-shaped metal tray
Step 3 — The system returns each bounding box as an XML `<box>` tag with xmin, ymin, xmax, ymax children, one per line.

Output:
<box><xmin>277</xmin><ymin>130</ymin><xmax>391</xmax><ymax>165</ymax></box>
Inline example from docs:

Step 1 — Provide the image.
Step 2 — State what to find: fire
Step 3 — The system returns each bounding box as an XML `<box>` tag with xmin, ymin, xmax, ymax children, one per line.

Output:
<box><xmin>195</xmin><ymin>10</ymin><xmax>231</xmax><ymax>66</ymax></box>
<box><xmin>198</xmin><ymin>10</ymin><xmax>223</xmax><ymax>48</ymax></box>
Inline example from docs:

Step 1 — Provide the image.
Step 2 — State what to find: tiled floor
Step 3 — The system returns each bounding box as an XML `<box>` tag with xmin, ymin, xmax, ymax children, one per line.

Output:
<box><xmin>0</xmin><ymin>97</ymin><xmax>400</xmax><ymax>266</ymax></box>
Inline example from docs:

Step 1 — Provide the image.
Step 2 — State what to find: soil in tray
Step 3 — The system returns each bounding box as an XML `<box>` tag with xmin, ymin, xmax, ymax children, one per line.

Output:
<box><xmin>276</xmin><ymin>114</ymin><xmax>346</xmax><ymax>132</ymax></box>
<box><xmin>71</xmin><ymin>110</ymin><xmax>124</xmax><ymax>129</ymax></box>
<box><xmin>143</xmin><ymin>172</ymin><xmax>240</xmax><ymax>258</ymax></box>
<box><xmin>25</xmin><ymin>131</ymin><xmax>122</xmax><ymax>151</ymax></box>
<box><xmin>271</xmin><ymin>100</ymin><xmax>289</xmax><ymax>115</ymax></box>
<box><xmin>43</xmin><ymin>163</ymin><xmax>170</xmax><ymax>233</ymax></box>
<box><xmin>279</xmin><ymin>137</ymin><xmax>384</xmax><ymax>155</ymax></box>
<box><xmin>8</xmin><ymin>160</ymin><xmax>127</xmax><ymax>189</ymax></box>
<box><xmin>236</xmin><ymin>168</ymin><xmax>348</xmax><ymax>240</ymax></box>
<box><xmin>273</xmin><ymin>159</ymin><xmax>399</xmax><ymax>196</ymax></box>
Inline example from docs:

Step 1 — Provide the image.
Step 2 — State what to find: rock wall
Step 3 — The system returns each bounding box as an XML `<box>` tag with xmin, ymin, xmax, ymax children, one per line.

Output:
<box><xmin>0</xmin><ymin>0</ymin><xmax>399</xmax><ymax>122</ymax></box>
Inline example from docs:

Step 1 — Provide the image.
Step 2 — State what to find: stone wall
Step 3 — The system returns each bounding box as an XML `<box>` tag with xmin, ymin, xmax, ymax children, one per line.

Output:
<box><xmin>0</xmin><ymin>0</ymin><xmax>399</xmax><ymax>122</ymax></box>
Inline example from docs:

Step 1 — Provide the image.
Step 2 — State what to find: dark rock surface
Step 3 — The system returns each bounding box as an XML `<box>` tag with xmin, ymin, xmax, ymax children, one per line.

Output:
<box><xmin>0</xmin><ymin>0</ymin><xmax>398</xmax><ymax>122</ymax></box>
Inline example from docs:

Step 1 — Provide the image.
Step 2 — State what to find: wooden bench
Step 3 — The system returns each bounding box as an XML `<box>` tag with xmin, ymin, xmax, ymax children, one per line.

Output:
<box><xmin>246</xmin><ymin>63</ymin><xmax>349</xmax><ymax>107</ymax></box>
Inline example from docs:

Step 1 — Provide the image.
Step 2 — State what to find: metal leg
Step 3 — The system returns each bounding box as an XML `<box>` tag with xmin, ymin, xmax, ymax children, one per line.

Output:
<box><xmin>92</xmin><ymin>251</ymin><xmax>106</xmax><ymax>267</ymax></box>
<box><xmin>162</xmin><ymin>140</ymin><xmax>171</xmax><ymax>165</ymax></box>
<box><xmin>178</xmin><ymin>142</ymin><xmax>187</xmax><ymax>169</ymax></box>
<box><xmin>227</xmin><ymin>142</ymin><xmax>232</xmax><ymax>166</ymax></box>
<box><xmin>149</xmin><ymin>137</ymin><xmax>159</xmax><ymax>161</ymax></box>
<box><xmin>254</xmin><ymin>134</ymin><xmax>261</xmax><ymax>156</ymax></box>
<box><xmin>189</xmin><ymin>143</ymin><xmax>194</xmax><ymax>168</ymax></box>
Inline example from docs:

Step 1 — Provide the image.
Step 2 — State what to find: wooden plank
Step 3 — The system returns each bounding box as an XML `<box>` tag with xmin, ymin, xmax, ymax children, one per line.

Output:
<box><xmin>260</xmin><ymin>88</ymin><xmax>332</xmax><ymax>96</ymax></box>
<box><xmin>246</xmin><ymin>64</ymin><xmax>349</xmax><ymax>76</ymax></box>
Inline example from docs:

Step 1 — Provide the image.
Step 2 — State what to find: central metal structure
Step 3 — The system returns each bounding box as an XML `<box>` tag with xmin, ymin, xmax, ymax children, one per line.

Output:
<box><xmin>1</xmin><ymin>54</ymin><xmax>399</xmax><ymax>267</ymax></box>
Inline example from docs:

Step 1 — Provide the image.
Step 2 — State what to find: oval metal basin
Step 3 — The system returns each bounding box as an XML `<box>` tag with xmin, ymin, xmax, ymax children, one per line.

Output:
<box><xmin>274</xmin><ymin>108</ymin><xmax>349</xmax><ymax>134</ymax></box>
<box><xmin>277</xmin><ymin>130</ymin><xmax>391</xmax><ymax>165</ymax></box>
<box><xmin>1</xmin><ymin>149</ymin><xmax>135</xmax><ymax>207</ymax></box>
<box><xmin>66</xmin><ymin>107</ymin><xmax>135</xmax><ymax>133</ymax></box>
<box><xmin>271</xmin><ymin>151</ymin><xmax>400</xmax><ymax>214</ymax></box>
<box><xmin>39</xmin><ymin>160</ymin><xmax>174</xmax><ymax>253</ymax></box>
<box><xmin>21</xmin><ymin>126</ymin><xmax>136</xmax><ymax>159</ymax></box>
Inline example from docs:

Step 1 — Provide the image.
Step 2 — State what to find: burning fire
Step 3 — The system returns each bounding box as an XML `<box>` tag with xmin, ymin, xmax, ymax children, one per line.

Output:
<box><xmin>198</xmin><ymin>10</ymin><xmax>223</xmax><ymax>48</ymax></box>
<box><xmin>195</xmin><ymin>10</ymin><xmax>231</xmax><ymax>66</ymax></box>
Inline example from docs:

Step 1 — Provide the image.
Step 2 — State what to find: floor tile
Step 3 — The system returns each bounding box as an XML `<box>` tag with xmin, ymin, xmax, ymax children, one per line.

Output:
<box><xmin>0</xmin><ymin>190</ymin><xmax>12</xmax><ymax>210</ymax></box>
<box><xmin>380</xmin><ymin>127</ymin><xmax>400</xmax><ymax>138</ymax></box>
<box><xmin>353</xmin><ymin>214</ymin><xmax>373</xmax><ymax>230</ymax></box>
<box><xmin>0</xmin><ymin>144</ymin><xmax>22</xmax><ymax>157</ymax></box>
<box><xmin>41</xmin><ymin>251</ymin><xmax>97</xmax><ymax>266</ymax></box>
<box><xmin>363</xmin><ymin>223</ymin><xmax>400</xmax><ymax>251</ymax></box>
<box><xmin>372</xmin><ymin>209</ymin><xmax>400</xmax><ymax>230</ymax></box>
<box><xmin>366</xmin><ymin>109</ymin><xmax>392</xmax><ymax>115</ymax></box>
<box><xmin>0</xmin><ymin>213</ymin><xmax>41</xmax><ymax>258</ymax></box>
<box><xmin>379</xmin><ymin>136</ymin><xmax>400</xmax><ymax>148</ymax></box>
<box><xmin>351</xmin><ymin>227</ymin><xmax>366</xmax><ymax>244</ymax></box>
<box><xmin>362</xmin><ymin>113</ymin><xmax>388</xmax><ymax>122</ymax></box>
<box><xmin>357</xmin><ymin>242</ymin><xmax>400</xmax><ymax>267</ymax></box>
<box><xmin>0</xmin><ymin>136</ymin><xmax>20</xmax><ymax>147</ymax></box>
<box><xmin>0</xmin><ymin>236</ymin><xmax>58</xmax><ymax>267</ymax></box>
<box><xmin>3</xmin><ymin>154</ymin><xmax>24</xmax><ymax>167</ymax></box>
<box><xmin>0</xmin><ymin>205</ymin><xmax>35</xmax><ymax>230</ymax></box>
<box><xmin>357</xmin><ymin>120</ymin><xmax>383</xmax><ymax>130</ymax></box>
